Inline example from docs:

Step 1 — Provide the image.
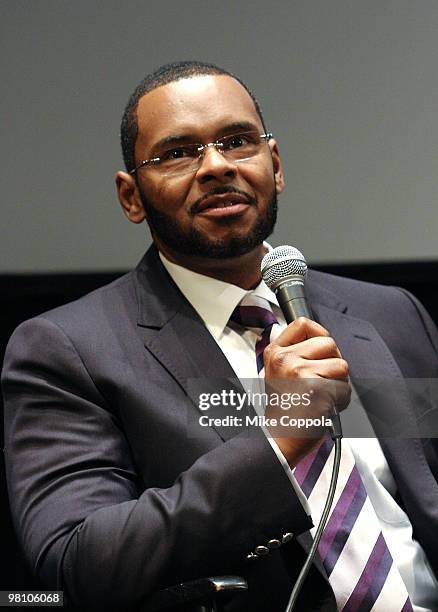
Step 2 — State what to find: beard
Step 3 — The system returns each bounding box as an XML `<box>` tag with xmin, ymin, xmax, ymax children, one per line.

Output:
<box><xmin>137</xmin><ymin>185</ymin><xmax>278</xmax><ymax>259</ymax></box>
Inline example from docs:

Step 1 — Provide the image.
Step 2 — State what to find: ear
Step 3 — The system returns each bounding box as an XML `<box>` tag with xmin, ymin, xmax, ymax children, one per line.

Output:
<box><xmin>115</xmin><ymin>171</ymin><xmax>147</xmax><ymax>224</ymax></box>
<box><xmin>269</xmin><ymin>139</ymin><xmax>285</xmax><ymax>194</ymax></box>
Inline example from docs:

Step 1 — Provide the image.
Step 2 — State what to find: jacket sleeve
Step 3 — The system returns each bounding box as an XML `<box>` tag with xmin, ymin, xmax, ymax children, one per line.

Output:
<box><xmin>2</xmin><ymin>316</ymin><xmax>312</xmax><ymax>608</ymax></box>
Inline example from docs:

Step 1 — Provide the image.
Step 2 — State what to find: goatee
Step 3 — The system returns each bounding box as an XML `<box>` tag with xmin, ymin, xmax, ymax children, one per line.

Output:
<box><xmin>138</xmin><ymin>185</ymin><xmax>278</xmax><ymax>259</ymax></box>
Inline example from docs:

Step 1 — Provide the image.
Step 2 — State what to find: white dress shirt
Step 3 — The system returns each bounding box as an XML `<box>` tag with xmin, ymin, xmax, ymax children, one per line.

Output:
<box><xmin>159</xmin><ymin>251</ymin><xmax>438</xmax><ymax>611</ymax></box>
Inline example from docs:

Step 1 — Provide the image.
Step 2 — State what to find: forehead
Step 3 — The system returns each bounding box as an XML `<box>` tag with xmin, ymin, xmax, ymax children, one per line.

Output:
<box><xmin>135</xmin><ymin>75</ymin><xmax>262</xmax><ymax>150</ymax></box>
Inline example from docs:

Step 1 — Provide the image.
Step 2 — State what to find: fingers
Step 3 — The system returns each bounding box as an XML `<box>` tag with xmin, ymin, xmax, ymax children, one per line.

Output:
<box><xmin>264</xmin><ymin>317</ymin><xmax>348</xmax><ymax>381</ymax></box>
<box><xmin>262</xmin><ymin>317</ymin><xmax>351</xmax><ymax>467</ymax></box>
<box><xmin>266</xmin><ymin>355</ymin><xmax>349</xmax><ymax>380</ymax></box>
<box><xmin>272</xmin><ymin>317</ymin><xmax>330</xmax><ymax>347</ymax></box>
<box><xmin>268</xmin><ymin>336</ymin><xmax>343</xmax><ymax>362</ymax></box>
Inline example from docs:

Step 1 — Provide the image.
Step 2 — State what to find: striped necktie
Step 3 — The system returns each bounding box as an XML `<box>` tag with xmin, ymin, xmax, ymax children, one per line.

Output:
<box><xmin>230</xmin><ymin>294</ymin><xmax>413</xmax><ymax>612</ymax></box>
<box><xmin>230</xmin><ymin>294</ymin><xmax>279</xmax><ymax>376</ymax></box>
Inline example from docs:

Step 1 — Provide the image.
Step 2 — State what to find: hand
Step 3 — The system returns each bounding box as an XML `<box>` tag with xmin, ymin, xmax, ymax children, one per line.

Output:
<box><xmin>263</xmin><ymin>317</ymin><xmax>351</xmax><ymax>466</ymax></box>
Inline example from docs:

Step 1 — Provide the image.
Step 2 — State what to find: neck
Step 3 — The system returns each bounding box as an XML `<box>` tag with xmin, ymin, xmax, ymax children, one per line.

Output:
<box><xmin>156</xmin><ymin>243</ymin><xmax>268</xmax><ymax>290</ymax></box>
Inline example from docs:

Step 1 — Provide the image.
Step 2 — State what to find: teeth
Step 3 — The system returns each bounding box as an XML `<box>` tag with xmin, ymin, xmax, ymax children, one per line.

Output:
<box><xmin>203</xmin><ymin>199</ymin><xmax>244</xmax><ymax>210</ymax></box>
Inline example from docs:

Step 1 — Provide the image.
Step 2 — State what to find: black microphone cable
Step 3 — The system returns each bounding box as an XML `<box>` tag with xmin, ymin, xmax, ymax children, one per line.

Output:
<box><xmin>285</xmin><ymin>418</ymin><xmax>342</xmax><ymax>612</ymax></box>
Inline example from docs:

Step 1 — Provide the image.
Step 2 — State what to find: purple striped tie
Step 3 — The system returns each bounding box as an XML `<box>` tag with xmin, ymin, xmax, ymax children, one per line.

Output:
<box><xmin>230</xmin><ymin>295</ymin><xmax>279</xmax><ymax>375</ymax></box>
<box><xmin>231</xmin><ymin>294</ymin><xmax>413</xmax><ymax>611</ymax></box>
<box><xmin>294</xmin><ymin>438</ymin><xmax>413</xmax><ymax>611</ymax></box>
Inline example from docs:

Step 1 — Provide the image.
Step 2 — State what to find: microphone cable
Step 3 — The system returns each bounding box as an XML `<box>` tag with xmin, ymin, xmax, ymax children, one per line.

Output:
<box><xmin>284</xmin><ymin>408</ymin><xmax>343</xmax><ymax>612</ymax></box>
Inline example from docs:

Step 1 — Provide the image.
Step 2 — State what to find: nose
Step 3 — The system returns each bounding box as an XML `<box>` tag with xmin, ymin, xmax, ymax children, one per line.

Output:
<box><xmin>195</xmin><ymin>145</ymin><xmax>238</xmax><ymax>184</ymax></box>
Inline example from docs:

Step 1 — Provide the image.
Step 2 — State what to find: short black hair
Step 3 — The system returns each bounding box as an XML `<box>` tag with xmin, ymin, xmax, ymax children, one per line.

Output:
<box><xmin>120</xmin><ymin>60</ymin><xmax>266</xmax><ymax>173</ymax></box>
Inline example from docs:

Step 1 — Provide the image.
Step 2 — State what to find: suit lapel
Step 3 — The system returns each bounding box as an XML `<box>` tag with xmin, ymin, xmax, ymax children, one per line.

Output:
<box><xmin>307</xmin><ymin>277</ymin><xmax>417</xmax><ymax>438</ymax></box>
<box><xmin>134</xmin><ymin>247</ymin><xmax>253</xmax><ymax>442</ymax></box>
<box><xmin>310</xmin><ymin>301</ymin><xmax>413</xmax><ymax>436</ymax></box>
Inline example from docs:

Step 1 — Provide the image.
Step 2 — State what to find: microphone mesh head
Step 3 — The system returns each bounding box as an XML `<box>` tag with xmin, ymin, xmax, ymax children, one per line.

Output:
<box><xmin>261</xmin><ymin>245</ymin><xmax>307</xmax><ymax>289</ymax></box>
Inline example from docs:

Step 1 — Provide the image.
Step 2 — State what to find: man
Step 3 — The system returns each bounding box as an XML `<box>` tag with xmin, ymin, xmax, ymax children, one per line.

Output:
<box><xmin>2</xmin><ymin>61</ymin><xmax>438</xmax><ymax>611</ymax></box>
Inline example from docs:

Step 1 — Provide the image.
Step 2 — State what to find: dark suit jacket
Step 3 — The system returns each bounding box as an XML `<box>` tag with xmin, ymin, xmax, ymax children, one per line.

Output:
<box><xmin>2</xmin><ymin>246</ymin><xmax>438</xmax><ymax>611</ymax></box>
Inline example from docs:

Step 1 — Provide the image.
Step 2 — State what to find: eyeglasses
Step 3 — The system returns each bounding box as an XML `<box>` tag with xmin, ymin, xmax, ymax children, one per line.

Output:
<box><xmin>129</xmin><ymin>131</ymin><xmax>273</xmax><ymax>177</ymax></box>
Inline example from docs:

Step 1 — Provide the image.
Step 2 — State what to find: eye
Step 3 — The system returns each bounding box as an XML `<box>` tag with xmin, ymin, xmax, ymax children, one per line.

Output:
<box><xmin>161</xmin><ymin>145</ymin><xmax>198</xmax><ymax>161</ymax></box>
<box><xmin>222</xmin><ymin>133</ymin><xmax>256</xmax><ymax>151</ymax></box>
<box><xmin>226</xmin><ymin>135</ymin><xmax>249</xmax><ymax>149</ymax></box>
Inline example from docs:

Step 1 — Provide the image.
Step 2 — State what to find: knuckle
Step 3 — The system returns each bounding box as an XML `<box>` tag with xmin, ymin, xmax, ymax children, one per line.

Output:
<box><xmin>270</xmin><ymin>348</ymin><xmax>290</xmax><ymax>367</ymax></box>
<box><xmin>289</xmin><ymin>317</ymin><xmax>306</xmax><ymax>337</ymax></box>
<box><xmin>263</xmin><ymin>344</ymin><xmax>275</xmax><ymax>361</ymax></box>
<box><xmin>339</xmin><ymin>359</ymin><xmax>350</xmax><ymax>377</ymax></box>
<box><xmin>292</xmin><ymin>317</ymin><xmax>307</xmax><ymax>333</ymax></box>
<box><xmin>324</xmin><ymin>336</ymin><xmax>337</xmax><ymax>352</ymax></box>
<box><xmin>294</xmin><ymin>316</ymin><xmax>308</xmax><ymax>326</ymax></box>
<box><xmin>269</xmin><ymin>349</ymin><xmax>303</xmax><ymax>376</ymax></box>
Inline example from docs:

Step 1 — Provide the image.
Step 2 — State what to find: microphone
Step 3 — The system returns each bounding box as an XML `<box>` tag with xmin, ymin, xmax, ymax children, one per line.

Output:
<box><xmin>260</xmin><ymin>244</ymin><xmax>342</xmax><ymax>439</ymax></box>
<box><xmin>260</xmin><ymin>245</ymin><xmax>311</xmax><ymax>323</ymax></box>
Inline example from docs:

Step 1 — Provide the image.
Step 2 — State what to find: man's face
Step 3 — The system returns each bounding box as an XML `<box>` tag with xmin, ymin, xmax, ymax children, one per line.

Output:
<box><xmin>128</xmin><ymin>75</ymin><xmax>284</xmax><ymax>260</ymax></box>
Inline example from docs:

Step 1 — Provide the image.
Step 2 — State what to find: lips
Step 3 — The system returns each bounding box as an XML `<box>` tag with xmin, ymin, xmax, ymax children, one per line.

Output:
<box><xmin>195</xmin><ymin>193</ymin><xmax>251</xmax><ymax>213</ymax></box>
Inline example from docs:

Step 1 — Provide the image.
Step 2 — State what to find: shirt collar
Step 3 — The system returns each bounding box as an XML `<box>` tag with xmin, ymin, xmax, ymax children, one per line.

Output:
<box><xmin>159</xmin><ymin>245</ymin><xmax>279</xmax><ymax>340</ymax></box>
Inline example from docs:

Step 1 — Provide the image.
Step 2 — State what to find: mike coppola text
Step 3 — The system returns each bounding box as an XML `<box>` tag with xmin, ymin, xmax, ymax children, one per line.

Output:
<box><xmin>197</xmin><ymin>389</ymin><xmax>333</xmax><ymax>430</ymax></box>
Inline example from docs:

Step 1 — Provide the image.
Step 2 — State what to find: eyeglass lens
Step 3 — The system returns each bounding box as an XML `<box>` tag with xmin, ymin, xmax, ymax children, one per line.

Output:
<box><xmin>158</xmin><ymin>132</ymin><xmax>268</xmax><ymax>176</ymax></box>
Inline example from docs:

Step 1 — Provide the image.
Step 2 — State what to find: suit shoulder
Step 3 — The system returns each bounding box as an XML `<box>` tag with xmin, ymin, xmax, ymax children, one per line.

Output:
<box><xmin>308</xmin><ymin>268</ymin><xmax>396</xmax><ymax>295</ymax></box>
<box><xmin>307</xmin><ymin>268</ymin><xmax>417</xmax><ymax>312</ymax></box>
<box><xmin>47</xmin><ymin>270</ymin><xmax>134</xmax><ymax>317</ymax></box>
<box><xmin>307</xmin><ymin>268</ymin><xmax>438</xmax><ymax>359</ymax></box>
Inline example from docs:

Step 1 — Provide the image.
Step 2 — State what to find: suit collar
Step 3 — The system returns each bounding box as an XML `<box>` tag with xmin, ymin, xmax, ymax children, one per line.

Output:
<box><xmin>306</xmin><ymin>272</ymin><xmax>412</xmax><ymax>436</ymax></box>
<box><xmin>134</xmin><ymin>246</ymin><xmax>183</xmax><ymax>328</ymax></box>
<box><xmin>306</xmin><ymin>270</ymin><xmax>348</xmax><ymax>316</ymax></box>
<box><xmin>159</xmin><ymin>250</ymin><xmax>248</xmax><ymax>342</ymax></box>
<box><xmin>306</xmin><ymin>270</ymin><xmax>399</xmax><ymax>382</ymax></box>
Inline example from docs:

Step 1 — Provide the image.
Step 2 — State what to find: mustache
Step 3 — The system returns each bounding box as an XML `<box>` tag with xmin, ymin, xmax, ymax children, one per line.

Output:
<box><xmin>190</xmin><ymin>186</ymin><xmax>256</xmax><ymax>214</ymax></box>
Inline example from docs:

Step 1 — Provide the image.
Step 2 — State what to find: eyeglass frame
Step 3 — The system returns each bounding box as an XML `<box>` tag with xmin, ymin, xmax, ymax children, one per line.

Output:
<box><xmin>128</xmin><ymin>131</ymin><xmax>273</xmax><ymax>175</ymax></box>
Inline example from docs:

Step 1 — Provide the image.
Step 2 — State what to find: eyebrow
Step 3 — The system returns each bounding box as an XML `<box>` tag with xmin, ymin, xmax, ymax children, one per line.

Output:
<box><xmin>152</xmin><ymin>121</ymin><xmax>260</xmax><ymax>151</ymax></box>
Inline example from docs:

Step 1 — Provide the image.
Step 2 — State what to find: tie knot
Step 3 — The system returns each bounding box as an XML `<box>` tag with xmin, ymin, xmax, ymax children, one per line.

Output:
<box><xmin>230</xmin><ymin>294</ymin><xmax>277</xmax><ymax>331</ymax></box>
